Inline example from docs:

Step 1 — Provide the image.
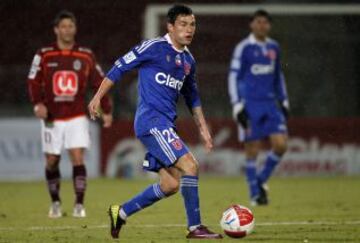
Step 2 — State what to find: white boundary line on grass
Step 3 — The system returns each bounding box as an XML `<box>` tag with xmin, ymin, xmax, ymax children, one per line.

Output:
<box><xmin>1</xmin><ymin>221</ymin><xmax>360</xmax><ymax>232</ymax></box>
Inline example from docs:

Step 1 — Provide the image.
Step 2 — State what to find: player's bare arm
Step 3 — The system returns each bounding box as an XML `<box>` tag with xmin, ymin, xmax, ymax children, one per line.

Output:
<box><xmin>88</xmin><ymin>77</ymin><xmax>114</xmax><ymax>120</ymax></box>
<box><xmin>192</xmin><ymin>106</ymin><xmax>213</xmax><ymax>152</ymax></box>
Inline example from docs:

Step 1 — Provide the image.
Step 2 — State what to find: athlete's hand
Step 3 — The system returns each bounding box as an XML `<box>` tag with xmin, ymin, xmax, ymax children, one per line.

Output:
<box><xmin>102</xmin><ymin>113</ymin><xmax>113</xmax><ymax>128</ymax></box>
<box><xmin>200</xmin><ymin>127</ymin><xmax>213</xmax><ymax>153</ymax></box>
<box><xmin>233</xmin><ymin>102</ymin><xmax>248</xmax><ymax>128</ymax></box>
<box><xmin>88</xmin><ymin>97</ymin><xmax>101</xmax><ymax>120</ymax></box>
<box><xmin>34</xmin><ymin>103</ymin><xmax>48</xmax><ymax>119</ymax></box>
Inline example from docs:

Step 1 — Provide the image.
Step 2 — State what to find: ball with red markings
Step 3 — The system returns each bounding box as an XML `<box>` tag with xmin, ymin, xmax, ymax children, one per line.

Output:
<box><xmin>220</xmin><ymin>204</ymin><xmax>255</xmax><ymax>238</ymax></box>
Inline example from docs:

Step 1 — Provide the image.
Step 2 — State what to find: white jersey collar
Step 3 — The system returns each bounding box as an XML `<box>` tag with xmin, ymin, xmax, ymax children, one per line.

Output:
<box><xmin>249</xmin><ymin>33</ymin><xmax>270</xmax><ymax>45</ymax></box>
<box><xmin>164</xmin><ymin>33</ymin><xmax>186</xmax><ymax>53</ymax></box>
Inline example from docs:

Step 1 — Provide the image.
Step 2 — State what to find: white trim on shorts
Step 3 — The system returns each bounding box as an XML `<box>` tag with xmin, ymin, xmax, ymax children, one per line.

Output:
<box><xmin>149</xmin><ymin>128</ymin><xmax>177</xmax><ymax>163</ymax></box>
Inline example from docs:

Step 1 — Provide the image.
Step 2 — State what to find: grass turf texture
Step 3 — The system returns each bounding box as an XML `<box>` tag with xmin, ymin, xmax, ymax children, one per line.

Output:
<box><xmin>0</xmin><ymin>176</ymin><xmax>359</xmax><ymax>242</ymax></box>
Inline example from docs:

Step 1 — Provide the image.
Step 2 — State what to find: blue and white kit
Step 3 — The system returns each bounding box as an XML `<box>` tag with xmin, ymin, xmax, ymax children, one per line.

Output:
<box><xmin>107</xmin><ymin>34</ymin><xmax>200</xmax><ymax>172</ymax></box>
<box><xmin>228</xmin><ymin>34</ymin><xmax>289</xmax><ymax>141</ymax></box>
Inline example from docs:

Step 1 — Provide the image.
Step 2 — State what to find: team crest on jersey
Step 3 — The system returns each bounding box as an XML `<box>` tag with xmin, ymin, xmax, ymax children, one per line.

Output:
<box><xmin>172</xmin><ymin>139</ymin><xmax>183</xmax><ymax>150</ymax></box>
<box><xmin>73</xmin><ymin>59</ymin><xmax>82</xmax><ymax>71</ymax></box>
<box><xmin>184</xmin><ymin>62</ymin><xmax>191</xmax><ymax>75</ymax></box>
<box><xmin>266</xmin><ymin>49</ymin><xmax>277</xmax><ymax>60</ymax></box>
<box><xmin>52</xmin><ymin>71</ymin><xmax>78</xmax><ymax>101</ymax></box>
<box><xmin>175</xmin><ymin>54</ymin><xmax>182</xmax><ymax>66</ymax></box>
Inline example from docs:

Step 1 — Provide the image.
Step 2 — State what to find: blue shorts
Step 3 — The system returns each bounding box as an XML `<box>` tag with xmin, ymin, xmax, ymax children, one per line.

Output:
<box><xmin>238</xmin><ymin>100</ymin><xmax>287</xmax><ymax>142</ymax></box>
<box><xmin>138</xmin><ymin>126</ymin><xmax>190</xmax><ymax>172</ymax></box>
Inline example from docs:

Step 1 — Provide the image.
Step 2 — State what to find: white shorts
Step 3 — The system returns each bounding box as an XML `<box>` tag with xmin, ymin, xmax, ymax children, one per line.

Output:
<box><xmin>41</xmin><ymin>116</ymin><xmax>90</xmax><ymax>155</ymax></box>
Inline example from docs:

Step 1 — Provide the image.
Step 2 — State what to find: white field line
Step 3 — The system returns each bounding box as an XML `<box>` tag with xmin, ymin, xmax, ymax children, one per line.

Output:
<box><xmin>0</xmin><ymin>221</ymin><xmax>360</xmax><ymax>232</ymax></box>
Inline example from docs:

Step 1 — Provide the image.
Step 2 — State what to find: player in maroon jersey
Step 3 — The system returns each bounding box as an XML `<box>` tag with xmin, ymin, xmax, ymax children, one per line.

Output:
<box><xmin>27</xmin><ymin>10</ymin><xmax>113</xmax><ymax>218</ymax></box>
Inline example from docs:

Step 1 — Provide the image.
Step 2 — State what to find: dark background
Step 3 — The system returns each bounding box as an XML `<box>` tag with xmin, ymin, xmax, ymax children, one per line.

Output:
<box><xmin>0</xmin><ymin>0</ymin><xmax>359</xmax><ymax>118</ymax></box>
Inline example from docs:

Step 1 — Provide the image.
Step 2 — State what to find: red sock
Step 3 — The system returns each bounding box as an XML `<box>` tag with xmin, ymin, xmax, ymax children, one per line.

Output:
<box><xmin>73</xmin><ymin>165</ymin><xmax>87</xmax><ymax>205</ymax></box>
<box><xmin>45</xmin><ymin>168</ymin><xmax>61</xmax><ymax>202</ymax></box>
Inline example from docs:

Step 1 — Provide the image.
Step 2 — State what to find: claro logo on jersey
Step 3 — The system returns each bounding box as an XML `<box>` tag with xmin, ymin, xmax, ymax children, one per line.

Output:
<box><xmin>155</xmin><ymin>72</ymin><xmax>184</xmax><ymax>91</ymax></box>
<box><xmin>52</xmin><ymin>71</ymin><xmax>78</xmax><ymax>101</ymax></box>
<box><xmin>251</xmin><ymin>63</ymin><xmax>275</xmax><ymax>75</ymax></box>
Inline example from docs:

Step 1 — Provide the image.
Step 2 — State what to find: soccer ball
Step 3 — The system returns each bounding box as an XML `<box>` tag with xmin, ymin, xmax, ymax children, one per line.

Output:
<box><xmin>220</xmin><ymin>204</ymin><xmax>255</xmax><ymax>238</ymax></box>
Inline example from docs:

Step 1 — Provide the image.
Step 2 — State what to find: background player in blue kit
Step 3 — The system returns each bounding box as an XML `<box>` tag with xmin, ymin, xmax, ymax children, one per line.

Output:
<box><xmin>88</xmin><ymin>5</ymin><xmax>222</xmax><ymax>240</ymax></box>
<box><xmin>228</xmin><ymin>10</ymin><xmax>290</xmax><ymax>206</ymax></box>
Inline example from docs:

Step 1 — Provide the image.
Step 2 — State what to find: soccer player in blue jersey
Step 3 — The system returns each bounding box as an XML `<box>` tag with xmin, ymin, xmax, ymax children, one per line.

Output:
<box><xmin>228</xmin><ymin>10</ymin><xmax>289</xmax><ymax>206</ymax></box>
<box><xmin>88</xmin><ymin>5</ymin><xmax>222</xmax><ymax>240</ymax></box>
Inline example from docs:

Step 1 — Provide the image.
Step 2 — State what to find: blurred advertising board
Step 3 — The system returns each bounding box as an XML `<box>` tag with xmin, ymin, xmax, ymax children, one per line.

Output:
<box><xmin>101</xmin><ymin>118</ymin><xmax>360</xmax><ymax>177</ymax></box>
<box><xmin>0</xmin><ymin>118</ymin><xmax>100</xmax><ymax>181</ymax></box>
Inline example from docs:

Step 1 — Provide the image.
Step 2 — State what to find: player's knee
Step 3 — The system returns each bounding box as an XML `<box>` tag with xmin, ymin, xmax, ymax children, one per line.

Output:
<box><xmin>245</xmin><ymin>142</ymin><xmax>260</xmax><ymax>160</ymax></box>
<box><xmin>246</xmin><ymin>152</ymin><xmax>258</xmax><ymax>160</ymax></box>
<box><xmin>160</xmin><ymin>177</ymin><xmax>179</xmax><ymax>195</ymax></box>
<box><xmin>245</xmin><ymin>147</ymin><xmax>259</xmax><ymax>160</ymax></box>
<box><xmin>46</xmin><ymin>155</ymin><xmax>60</xmax><ymax>171</ymax></box>
<box><xmin>70</xmin><ymin>154</ymin><xmax>84</xmax><ymax>166</ymax></box>
<box><xmin>273</xmin><ymin>142</ymin><xmax>287</xmax><ymax>156</ymax></box>
<box><xmin>72</xmin><ymin>159</ymin><xmax>84</xmax><ymax>166</ymax></box>
<box><xmin>183</xmin><ymin>159</ymin><xmax>199</xmax><ymax>176</ymax></box>
<box><xmin>46</xmin><ymin>162</ymin><xmax>59</xmax><ymax>171</ymax></box>
<box><xmin>176</xmin><ymin>154</ymin><xmax>199</xmax><ymax>176</ymax></box>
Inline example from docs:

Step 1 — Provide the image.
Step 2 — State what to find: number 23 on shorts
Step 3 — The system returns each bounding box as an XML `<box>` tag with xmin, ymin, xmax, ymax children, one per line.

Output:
<box><xmin>161</xmin><ymin>128</ymin><xmax>183</xmax><ymax>151</ymax></box>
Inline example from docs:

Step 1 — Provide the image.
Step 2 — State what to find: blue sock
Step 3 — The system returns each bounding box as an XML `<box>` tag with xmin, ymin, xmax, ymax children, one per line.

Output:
<box><xmin>121</xmin><ymin>183</ymin><xmax>165</xmax><ymax>218</ymax></box>
<box><xmin>258</xmin><ymin>151</ymin><xmax>282</xmax><ymax>184</ymax></box>
<box><xmin>245</xmin><ymin>159</ymin><xmax>260</xmax><ymax>199</ymax></box>
<box><xmin>180</xmin><ymin>176</ymin><xmax>201</xmax><ymax>228</ymax></box>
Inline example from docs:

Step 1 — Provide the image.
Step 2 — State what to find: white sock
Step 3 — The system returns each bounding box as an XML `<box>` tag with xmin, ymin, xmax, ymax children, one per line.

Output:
<box><xmin>189</xmin><ymin>224</ymin><xmax>200</xmax><ymax>231</ymax></box>
<box><xmin>119</xmin><ymin>208</ymin><xmax>127</xmax><ymax>220</ymax></box>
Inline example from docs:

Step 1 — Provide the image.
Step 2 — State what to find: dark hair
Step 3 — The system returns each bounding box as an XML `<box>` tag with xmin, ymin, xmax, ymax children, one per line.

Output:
<box><xmin>54</xmin><ymin>10</ymin><xmax>76</xmax><ymax>26</ymax></box>
<box><xmin>251</xmin><ymin>9</ymin><xmax>272</xmax><ymax>22</ymax></box>
<box><xmin>167</xmin><ymin>4</ymin><xmax>193</xmax><ymax>24</ymax></box>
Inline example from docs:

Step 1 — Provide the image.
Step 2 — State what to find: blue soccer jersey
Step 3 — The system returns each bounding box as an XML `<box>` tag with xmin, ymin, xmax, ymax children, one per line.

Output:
<box><xmin>106</xmin><ymin>34</ymin><xmax>200</xmax><ymax>170</ymax></box>
<box><xmin>228</xmin><ymin>34</ymin><xmax>289</xmax><ymax>141</ymax></box>
<box><xmin>228</xmin><ymin>34</ymin><xmax>288</xmax><ymax>104</ymax></box>
<box><xmin>107</xmin><ymin>34</ymin><xmax>200</xmax><ymax>135</ymax></box>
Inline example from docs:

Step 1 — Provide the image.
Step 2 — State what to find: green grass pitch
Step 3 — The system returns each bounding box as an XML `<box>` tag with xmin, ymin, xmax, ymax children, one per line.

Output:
<box><xmin>0</xmin><ymin>176</ymin><xmax>359</xmax><ymax>242</ymax></box>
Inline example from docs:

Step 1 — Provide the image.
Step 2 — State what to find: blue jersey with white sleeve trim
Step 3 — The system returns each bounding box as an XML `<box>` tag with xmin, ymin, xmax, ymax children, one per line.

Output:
<box><xmin>106</xmin><ymin>34</ymin><xmax>200</xmax><ymax>136</ymax></box>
